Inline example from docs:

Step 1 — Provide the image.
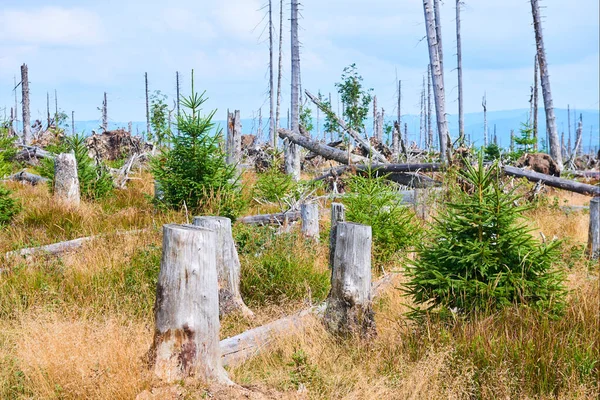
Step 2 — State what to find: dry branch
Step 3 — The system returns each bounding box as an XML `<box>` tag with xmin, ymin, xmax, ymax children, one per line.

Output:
<box><xmin>503</xmin><ymin>166</ymin><xmax>600</xmax><ymax>196</ymax></box>
<box><xmin>238</xmin><ymin>210</ymin><xmax>302</xmax><ymax>226</ymax></box>
<box><xmin>5</xmin><ymin>170</ymin><xmax>49</xmax><ymax>185</ymax></box>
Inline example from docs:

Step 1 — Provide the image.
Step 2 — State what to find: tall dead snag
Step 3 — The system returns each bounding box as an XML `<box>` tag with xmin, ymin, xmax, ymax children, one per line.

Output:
<box><xmin>394</xmin><ymin>80</ymin><xmax>401</xmax><ymax>155</ymax></box>
<box><xmin>176</xmin><ymin>71</ymin><xmax>181</xmax><ymax>134</ymax></box>
<box><xmin>456</xmin><ymin>0</ymin><xmax>465</xmax><ymax>144</ymax></box>
<box><xmin>530</xmin><ymin>0</ymin><xmax>562</xmax><ymax>169</ymax></box>
<box><xmin>145</xmin><ymin>72</ymin><xmax>151</xmax><ymax>138</ymax></box>
<box><xmin>575</xmin><ymin>114</ymin><xmax>583</xmax><ymax>157</ymax></box>
<box><xmin>21</xmin><ymin>64</ymin><xmax>31</xmax><ymax>145</ymax></box>
<box><xmin>427</xmin><ymin>66</ymin><xmax>433</xmax><ymax>150</ymax></box>
<box><xmin>588</xmin><ymin>197</ymin><xmax>599</xmax><ymax>259</ymax></box>
<box><xmin>226</xmin><ymin>110</ymin><xmax>242</xmax><ymax>165</ymax></box>
<box><xmin>102</xmin><ymin>92</ymin><xmax>108</xmax><ymax>131</ymax></box>
<box><xmin>54</xmin><ymin>153</ymin><xmax>80</xmax><ymax>206</ymax></box>
<box><xmin>193</xmin><ymin>217</ymin><xmax>253</xmax><ymax>318</ymax></box>
<box><xmin>567</xmin><ymin>104</ymin><xmax>571</xmax><ymax>158</ymax></box>
<box><xmin>274</xmin><ymin>0</ymin><xmax>284</xmax><ymax>147</ymax></box>
<box><xmin>423</xmin><ymin>0</ymin><xmax>451</xmax><ymax>161</ymax></box>
<box><xmin>301</xmin><ymin>202</ymin><xmax>319</xmax><ymax>240</ymax></box>
<box><xmin>329</xmin><ymin>203</ymin><xmax>345</xmax><ymax>269</ymax></box>
<box><xmin>285</xmin><ymin>0</ymin><xmax>301</xmax><ymax>180</ymax></box>
<box><xmin>151</xmin><ymin>224</ymin><xmax>231</xmax><ymax>384</ymax></box>
<box><xmin>269</xmin><ymin>0</ymin><xmax>276</xmax><ymax>146</ymax></box>
<box><xmin>46</xmin><ymin>92</ymin><xmax>51</xmax><ymax>129</ymax></box>
<box><xmin>71</xmin><ymin>111</ymin><xmax>75</xmax><ymax>135</ymax></box>
<box><xmin>482</xmin><ymin>93</ymin><xmax>488</xmax><ymax>147</ymax></box>
<box><xmin>372</xmin><ymin>95</ymin><xmax>378</xmax><ymax>140</ymax></box>
<box><xmin>324</xmin><ymin>222</ymin><xmax>375</xmax><ymax>338</ymax></box>
<box><xmin>533</xmin><ymin>54</ymin><xmax>539</xmax><ymax>151</ymax></box>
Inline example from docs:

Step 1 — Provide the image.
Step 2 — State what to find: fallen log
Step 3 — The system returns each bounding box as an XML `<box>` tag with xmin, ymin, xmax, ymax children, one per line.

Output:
<box><xmin>570</xmin><ymin>171</ymin><xmax>600</xmax><ymax>180</ymax></box>
<box><xmin>278</xmin><ymin>128</ymin><xmax>368</xmax><ymax>165</ymax></box>
<box><xmin>313</xmin><ymin>163</ymin><xmax>443</xmax><ymax>182</ymax></box>
<box><xmin>238</xmin><ymin>211</ymin><xmax>302</xmax><ymax>226</ymax></box>
<box><xmin>4</xmin><ymin>229</ymin><xmax>147</xmax><ymax>260</ymax></box>
<box><xmin>503</xmin><ymin>165</ymin><xmax>600</xmax><ymax>196</ymax></box>
<box><xmin>305</xmin><ymin>90</ymin><xmax>388</xmax><ymax>163</ymax></box>
<box><xmin>15</xmin><ymin>145</ymin><xmax>54</xmax><ymax>161</ymax></box>
<box><xmin>5</xmin><ymin>170</ymin><xmax>49</xmax><ymax>186</ymax></box>
<box><xmin>220</xmin><ymin>272</ymin><xmax>398</xmax><ymax>367</ymax></box>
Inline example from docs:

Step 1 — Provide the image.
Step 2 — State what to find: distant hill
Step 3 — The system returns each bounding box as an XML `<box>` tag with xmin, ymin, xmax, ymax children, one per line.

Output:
<box><xmin>72</xmin><ymin>108</ymin><xmax>599</xmax><ymax>153</ymax></box>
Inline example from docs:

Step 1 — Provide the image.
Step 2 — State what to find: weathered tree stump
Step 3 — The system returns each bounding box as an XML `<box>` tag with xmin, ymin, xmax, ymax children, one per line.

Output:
<box><xmin>329</xmin><ymin>203</ymin><xmax>345</xmax><ymax>269</ymax></box>
<box><xmin>150</xmin><ymin>224</ymin><xmax>231</xmax><ymax>384</ymax></box>
<box><xmin>588</xmin><ymin>197</ymin><xmax>599</xmax><ymax>259</ymax></box>
<box><xmin>54</xmin><ymin>153</ymin><xmax>80</xmax><ymax>206</ymax></box>
<box><xmin>324</xmin><ymin>222</ymin><xmax>375</xmax><ymax>338</ymax></box>
<box><xmin>301</xmin><ymin>202</ymin><xmax>319</xmax><ymax>240</ymax></box>
<box><xmin>192</xmin><ymin>216</ymin><xmax>253</xmax><ymax>317</ymax></box>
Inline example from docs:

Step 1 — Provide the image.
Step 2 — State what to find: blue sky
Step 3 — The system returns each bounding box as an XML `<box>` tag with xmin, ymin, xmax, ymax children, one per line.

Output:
<box><xmin>1</xmin><ymin>0</ymin><xmax>598</xmax><ymax>124</ymax></box>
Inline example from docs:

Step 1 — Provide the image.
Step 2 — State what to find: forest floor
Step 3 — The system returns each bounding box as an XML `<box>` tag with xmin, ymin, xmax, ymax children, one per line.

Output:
<box><xmin>0</xmin><ymin>170</ymin><xmax>597</xmax><ymax>399</ymax></box>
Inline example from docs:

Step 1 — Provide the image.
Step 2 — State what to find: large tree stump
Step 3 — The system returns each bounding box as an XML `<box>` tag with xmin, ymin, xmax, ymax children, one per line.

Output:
<box><xmin>588</xmin><ymin>197</ymin><xmax>599</xmax><ymax>259</ymax></box>
<box><xmin>54</xmin><ymin>153</ymin><xmax>80</xmax><ymax>206</ymax></box>
<box><xmin>301</xmin><ymin>202</ymin><xmax>319</xmax><ymax>240</ymax></box>
<box><xmin>329</xmin><ymin>203</ymin><xmax>345</xmax><ymax>269</ymax></box>
<box><xmin>324</xmin><ymin>222</ymin><xmax>375</xmax><ymax>338</ymax></box>
<box><xmin>150</xmin><ymin>224</ymin><xmax>231</xmax><ymax>384</ymax></box>
<box><xmin>192</xmin><ymin>216</ymin><xmax>253</xmax><ymax>317</ymax></box>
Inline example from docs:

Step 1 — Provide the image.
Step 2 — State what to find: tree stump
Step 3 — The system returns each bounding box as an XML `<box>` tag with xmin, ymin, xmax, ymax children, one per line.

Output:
<box><xmin>192</xmin><ymin>216</ymin><xmax>253</xmax><ymax>317</ymax></box>
<box><xmin>329</xmin><ymin>203</ymin><xmax>345</xmax><ymax>269</ymax></box>
<box><xmin>324</xmin><ymin>222</ymin><xmax>375</xmax><ymax>338</ymax></box>
<box><xmin>150</xmin><ymin>224</ymin><xmax>231</xmax><ymax>384</ymax></box>
<box><xmin>588</xmin><ymin>197</ymin><xmax>599</xmax><ymax>259</ymax></box>
<box><xmin>301</xmin><ymin>202</ymin><xmax>319</xmax><ymax>240</ymax></box>
<box><xmin>54</xmin><ymin>153</ymin><xmax>80</xmax><ymax>206</ymax></box>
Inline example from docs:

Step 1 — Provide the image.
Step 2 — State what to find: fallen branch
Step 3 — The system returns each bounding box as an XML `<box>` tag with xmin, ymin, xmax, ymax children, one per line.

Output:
<box><xmin>220</xmin><ymin>272</ymin><xmax>399</xmax><ymax>367</ymax></box>
<box><xmin>503</xmin><ymin>165</ymin><xmax>600</xmax><ymax>196</ymax></box>
<box><xmin>238</xmin><ymin>210</ymin><xmax>302</xmax><ymax>226</ymax></box>
<box><xmin>312</xmin><ymin>163</ymin><xmax>443</xmax><ymax>182</ymax></box>
<box><xmin>4</xmin><ymin>170</ymin><xmax>49</xmax><ymax>186</ymax></box>
<box><xmin>15</xmin><ymin>145</ymin><xmax>54</xmax><ymax>161</ymax></box>
<box><xmin>305</xmin><ymin>90</ymin><xmax>388</xmax><ymax>163</ymax></box>
<box><xmin>278</xmin><ymin>128</ymin><xmax>368</xmax><ymax>165</ymax></box>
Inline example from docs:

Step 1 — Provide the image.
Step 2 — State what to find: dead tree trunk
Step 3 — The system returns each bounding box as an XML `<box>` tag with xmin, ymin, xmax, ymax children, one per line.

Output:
<box><xmin>530</xmin><ymin>0</ymin><xmax>562</xmax><ymax>169</ymax></box>
<box><xmin>373</xmin><ymin>95</ymin><xmax>378</xmax><ymax>140</ymax></box>
<box><xmin>151</xmin><ymin>224</ymin><xmax>231</xmax><ymax>384</ymax></box>
<box><xmin>71</xmin><ymin>111</ymin><xmax>75</xmax><ymax>135</ymax></box>
<box><xmin>482</xmin><ymin>93</ymin><xmax>488</xmax><ymax>147</ymax></box>
<box><xmin>285</xmin><ymin>0</ymin><xmax>301</xmax><ymax>180</ymax></box>
<box><xmin>193</xmin><ymin>217</ymin><xmax>253</xmax><ymax>318</ymax></box>
<box><xmin>176</xmin><ymin>71</ymin><xmax>181</xmax><ymax>134</ymax></box>
<box><xmin>533</xmin><ymin>54</ymin><xmax>539</xmax><ymax>151</ymax></box>
<box><xmin>394</xmin><ymin>80</ymin><xmax>401</xmax><ymax>155</ymax></box>
<box><xmin>427</xmin><ymin>65</ymin><xmax>433</xmax><ymax>150</ymax></box>
<box><xmin>269</xmin><ymin>0</ymin><xmax>275</xmax><ymax>147</ymax></box>
<box><xmin>46</xmin><ymin>92</ymin><xmax>51</xmax><ymax>129</ymax></box>
<box><xmin>575</xmin><ymin>114</ymin><xmax>583</xmax><ymax>157</ymax></box>
<box><xmin>456</xmin><ymin>0</ymin><xmax>465</xmax><ymax>144</ymax></box>
<box><xmin>227</xmin><ymin>110</ymin><xmax>242</xmax><ymax>165</ymax></box>
<box><xmin>329</xmin><ymin>203</ymin><xmax>345</xmax><ymax>269</ymax></box>
<box><xmin>102</xmin><ymin>92</ymin><xmax>108</xmax><ymax>132</ymax></box>
<box><xmin>54</xmin><ymin>153</ymin><xmax>80</xmax><ymax>206</ymax></box>
<box><xmin>510</xmin><ymin>129</ymin><xmax>515</xmax><ymax>153</ymax></box>
<box><xmin>588</xmin><ymin>197</ymin><xmax>599</xmax><ymax>259</ymax></box>
<box><xmin>278</xmin><ymin>128</ymin><xmax>369</xmax><ymax>164</ymax></box>
<box><xmin>145</xmin><ymin>72</ymin><xmax>151</xmax><ymax>138</ymax></box>
<box><xmin>301</xmin><ymin>202</ymin><xmax>319</xmax><ymax>240</ymax></box>
<box><xmin>274</xmin><ymin>0</ymin><xmax>284</xmax><ymax>148</ymax></box>
<box><xmin>21</xmin><ymin>64</ymin><xmax>31</xmax><ymax>145</ymax></box>
<box><xmin>324</xmin><ymin>222</ymin><xmax>375</xmax><ymax>338</ymax></box>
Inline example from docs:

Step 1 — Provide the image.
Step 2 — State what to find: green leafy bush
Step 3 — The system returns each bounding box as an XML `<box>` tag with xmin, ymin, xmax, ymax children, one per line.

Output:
<box><xmin>0</xmin><ymin>124</ymin><xmax>17</xmax><ymax>178</ymax></box>
<box><xmin>343</xmin><ymin>168</ymin><xmax>421</xmax><ymax>266</ymax></box>
<box><xmin>0</xmin><ymin>184</ymin><xmax>20</xmax><ymax>226</ymax></box>
<box><xmin>404</xmin><ymin>153</ymin><xmax>566</xmax><ymax>316</ymax></box>
<box><xmin>40</xmin><ymin>134</ymin><xmax>114</xmax><ymax>200</ymax></box>
<box><xmin>151</xmin><ymin>77</ymin><xmax>242</xmax><ymax>220</ymax></box>
<box><xmin>236</xmin><ymin>226</ymin><xmax>329</xmax><ymax>306</ymax></box>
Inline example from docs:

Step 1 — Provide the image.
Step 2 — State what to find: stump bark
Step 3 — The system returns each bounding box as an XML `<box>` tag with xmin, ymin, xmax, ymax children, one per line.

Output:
<box><xmin>329</xmin><ymin>203</ymin><xmax>345</xmax><ymax>269</ymax></box>
<box><xmin>192</xmin><ymin>216</ymin><xmax>253</xmax><ymax>317</ymax></box>
<box><xmin>324</xmin><ymin>222</ymin><xmax>375</xmax><ymax>338</ymax></box>
<box><xmin>588</xmin><ymin>197</ymin><xmax>599</xmax><ymax>259</ymax></box>
<box><xmin>151</xmin><ymin>224</ymin><xmax>230</xmax><ymax>384</ymax></box>
<box><xmin>54</xmin><ymin>153</ymin><xmax>80</xmax><ymax>206</ymax></box>
<box><xmin>301</xmin><ymin>202</ymin><xmax>320</xmax><ymax>240</ymax></box>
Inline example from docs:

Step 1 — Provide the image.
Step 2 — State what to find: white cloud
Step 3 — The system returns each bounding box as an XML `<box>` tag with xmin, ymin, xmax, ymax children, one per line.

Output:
<box><xmin>0</xmin><ymin>7</ymin><xmax>105</xmax><ymax>46</ymax></box>
<box><xmin>212</xmin><ymin>0</ymin><xmax>263</xmax><ymax>41</ymax></box>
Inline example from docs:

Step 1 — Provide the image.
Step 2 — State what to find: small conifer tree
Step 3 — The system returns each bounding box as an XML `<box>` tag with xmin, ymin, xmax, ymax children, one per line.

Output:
<box><xmin>405</xmin><ymin>153</ymin><xmax>566</xmax><ymax>316</ymax></box>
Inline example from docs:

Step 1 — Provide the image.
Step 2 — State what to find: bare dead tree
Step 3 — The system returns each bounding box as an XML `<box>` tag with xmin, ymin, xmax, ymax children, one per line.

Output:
<box><xmin>575</xmin><ymin>114</ymin><xmax>583</xmax><ymax>157</ymax></box>
<box><xmin>274</xmin><ymin>0</ymin><xmax>284</xmax><ymax>148</ymax></box>
<box><xmin>21</xmin><ymin>64</ymin><xmax>31</xmax><ymax>144</ymax></box>
<box><xmin>530</xmin><ymin>0</ymin><xmax>562</xmax><ymax>169</ymax></box>
<box><xmin>47</xmin><ymin>92</ymin><xmax>51</xmax><ymax>129</ymax></box>
<box><xmin>433</xmin><ymin>0</ymin><xmax>445</xmax><ymax>82</ymax></box>
<box><xmin>373</xmin><ymin>95</ymin><xmax>378</xmax><ymax>139</ymax></box>
<box><xmin>285</xmin><ymin>0</ymin><xmax>301</xmax><ymax>180</ymax></box>
<box><xmin>419</xmin><ymin>82</ymin><xmax>425</xmax><ymax>149</ymax></box>
<box><xmin>395</xmin><ymin>80</ymin><xmax>401</xmax><ymax>153</ymax></box>
<box><xmin>269</xmin><ymin>0</ymin><xmax>275</xmax><ymax>146</ymax></box>
<box><xmin>176</xmin><ymin>71</ymin><xmax>180</xmax><ymax>134</ymax></box>
<box><xmin>145</xmin><ymin>72</ymin><xmax>151</xmax><ymax>137</ymax></box>
<box><xmin>567</xmin><ymin>104</ymin><xmax>571</xmax><ymax>158</ymax></box>
<box><xmin>427</xmin><ymin>66</ymin><xmax>433</xmax><ymax>149</ymax></box>
<box><xmin>533</xmin><ymin>54</ymin><xmax>539</xmax><ymax>151</ymax></box>
<box><xmin>482</xmin><ymin>93</ymin><xmax>488</xmax><ymax>147</ymax></box>
<box><xmin>102</xmin><ymin>92</ymin><xmax>108</xmax><ymax>132</ymax></box>
<box><xmin>456</xmin><ymin>0</ymin><xmax>465</xmax><ymax>144</ymax></box>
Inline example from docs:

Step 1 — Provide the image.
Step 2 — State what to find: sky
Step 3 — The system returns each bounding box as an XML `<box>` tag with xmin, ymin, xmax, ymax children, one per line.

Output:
<box><xmin>0</xmin><ymin>0</ymin><xmax>598</xmax><ymax>127</ymax></box>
